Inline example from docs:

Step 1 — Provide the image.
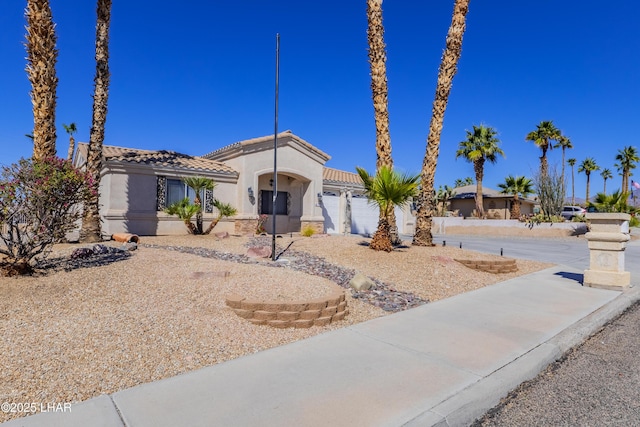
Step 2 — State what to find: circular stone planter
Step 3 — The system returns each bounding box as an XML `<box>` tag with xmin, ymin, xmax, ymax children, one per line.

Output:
<box><xmin>225</xmin><ymin>292</ymin><xmax>348</xmax><ymax>328</ymax></box>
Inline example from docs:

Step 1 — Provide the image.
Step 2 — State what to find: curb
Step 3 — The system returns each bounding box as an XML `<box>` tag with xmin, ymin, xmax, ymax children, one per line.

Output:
<box><xmin>403</xmin><ymin>283</ymin><xmax>640</xmax><ymax>427</ymax></box>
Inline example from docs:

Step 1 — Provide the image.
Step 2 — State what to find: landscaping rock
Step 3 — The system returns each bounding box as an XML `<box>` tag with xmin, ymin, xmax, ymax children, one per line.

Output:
<box><xmin>215</xmin><ymin>231</ymin><xmax>230</xmax><ymax>239</ymax></box>
<box><xmin>70</xmin><ymin>247</ymin><xmax>93</xmax><ymax>259</ymax></box>
<box><xmin>92</xmin><ymin>244</ymin><xmax>109</xmax><ymax>255</ymax></box>
<box><xmin>246</xmin><ymin>246</ymin><xmax>272</xmax><ymax>258</ymax></box>
<box><xmin>122</xmin><ymin>242</ymin><xmax>138</xmax><ymax>251</ymax></box>
<box><xmin>349</xmin><ymin>272</ymin><xmax>374</xmax><ymax>291</ymax></box>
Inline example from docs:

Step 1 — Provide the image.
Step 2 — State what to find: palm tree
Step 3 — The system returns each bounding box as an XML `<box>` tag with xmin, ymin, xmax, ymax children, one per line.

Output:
<box><xmin>578</xmin><ymin>157</ymin><xmax>600</xmax><ymax>204</ymax></box>
<box><xmin>455</xmin><ymin>125</ymin><xmax>505</xmax><ymax>218</ymax></box>
<box><xmin>554</xmin><ymin>135</ymin><xmax>573</xmax><ymax>195</ymax></box>
<box><xmin>63</xmin><ymin>123</ymin><xmax>77</xmax><ymax>160</ymax></box>
<box><xmin>454</xmin><ymin>177</ymin><xmax>473</xmax><ymax>187</ymax></box>
<box><xmin>25</xmin><ymin>0</ymin><xmax>59</xmax><ymax>161</ymax></box>
<box><xmin>367</xmin><ymin>0</ymin><xmax>399</xmax><ymax>245</ymax></box>
<box><xmin>600</xmin><ymin>168</ymin><xmax>613</xmax><ymax>194</ymax></box>
<box><xmin>592</xmin><ymin>190</ymin><xmax>631</xmax><ymax>213</ymax></box>
<box><xmin>525</xmin><ymin>120</ymin><xmax>562</xmax><ymax>177</ymax></box>
<box><xmin>413</xmin><ymin>0</ymin><xmax>470</xmax><ymax>247</ymax></box>
<box><xmin>356</xmin><ymin>166</ymin><xmax>419</xmax><ymax>251</ymax></box>
<box><xmin>567</xmin><ymin>158</ymin><xmax>576</xmax><ymax>206</ymax></box>
<box><xmin>614</xmin><ymin>146</ymin><xmax>639</xmax><ymax>194</ymax></box>
<box><xmin>80</xmin><ymin>0</ymin><xmax>112</xmax><ymax>243</ymax></box>
<box><xmin>164</xmin><ymin>198</ymin><xmax>200</xmax><ymax>234</ymax></box>
<box><xmin>183</xmin><ymin>176</ymin><xmax>216</xmax><ymax>234</ymax></box>
<box><xmin>203</xmin><ymin>200</ymin><xmax>238</xmax><ymax>235</ymax></box>
<box><xmin>498</xmin><ymin>175</ymin><xmax>534</xmax><ymax>219</ymax></box>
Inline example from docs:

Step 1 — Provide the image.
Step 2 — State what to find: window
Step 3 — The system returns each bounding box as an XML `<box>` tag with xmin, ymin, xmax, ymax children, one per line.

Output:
<box><xmin>260</xmin><ymin>191</ymin><xmax>288</xmax><ymax>215</ymax></box>
<box><xmin>158</xmin><ymin>177</ymin><xmax>212</xmax><ymax>212</ymax></box>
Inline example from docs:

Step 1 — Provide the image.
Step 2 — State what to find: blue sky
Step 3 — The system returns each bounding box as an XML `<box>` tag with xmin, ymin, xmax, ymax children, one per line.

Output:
<box><xmin>1</xmin><ymin>1</ymin><xmax>639</xmax><ymax>201</ymax></box>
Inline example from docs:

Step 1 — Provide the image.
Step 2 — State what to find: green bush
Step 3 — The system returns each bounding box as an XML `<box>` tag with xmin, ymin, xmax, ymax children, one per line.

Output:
<box><xmin>301</xmin><ymin>225</ymin><xmax>316</xmax><ymax>237</ymax></box>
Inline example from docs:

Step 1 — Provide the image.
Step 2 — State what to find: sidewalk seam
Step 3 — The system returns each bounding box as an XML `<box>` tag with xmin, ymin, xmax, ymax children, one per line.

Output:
<box><xmin>108</xmin><ymin>394</ymin><xmax>127</xmax><ymax>427</ymax></box>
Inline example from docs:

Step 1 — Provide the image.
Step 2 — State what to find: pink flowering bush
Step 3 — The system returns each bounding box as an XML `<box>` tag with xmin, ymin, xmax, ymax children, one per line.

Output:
<box><xmin>0</xmin><ymin>157</ymin><xmax>94</xmax><ymax>275</ymax></box>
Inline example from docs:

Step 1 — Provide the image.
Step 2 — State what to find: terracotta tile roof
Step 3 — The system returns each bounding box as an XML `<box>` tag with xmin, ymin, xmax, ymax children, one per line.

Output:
<box><xmin>323</xmin><ymin>167</ymin><xmax>363</xmax><ymax>186</ymax></box>
<box><xmin>77</xmin><ymin>143</ymin><xmax>237</xmax><ymax>174</ymax></box>
<box><xmin>202</xmin><ymin>130</ymin><xmax>330</xmax><ymax>161</ymax></box>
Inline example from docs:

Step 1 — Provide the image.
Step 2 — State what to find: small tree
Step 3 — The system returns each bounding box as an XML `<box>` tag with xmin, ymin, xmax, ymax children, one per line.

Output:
<box><xmin>356</xmin><ymin>166</ymin><xmax>419</xmax><ymax>251</ymax></box>
<box><xmin>498</xmin><ymin>175</ymin><xmax>534</xmax><ymax>219</ymax></box>
<box><xmin>0</xmin><ymin>157</ymin><xmax>93</xmax><ymax>275</ymax></box>
<box><xmin>164</xmin><ymin>198</ymin><xmax>199</xmax><ymax>235</ymax></box>
<box><xmin>182</xmin><ymin>176</ymin><xmax>216</xmax><ymax>234</ymax></box>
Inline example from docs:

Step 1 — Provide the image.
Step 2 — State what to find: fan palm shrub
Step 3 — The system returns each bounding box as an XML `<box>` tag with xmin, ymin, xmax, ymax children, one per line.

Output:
<box><xmin>356</xmin><ymin>166</ymin><xmax>419</xmax><ymax>251</ymax></box>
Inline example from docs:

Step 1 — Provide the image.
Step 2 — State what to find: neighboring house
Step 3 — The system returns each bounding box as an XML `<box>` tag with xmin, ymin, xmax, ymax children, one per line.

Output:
<box><xmin>448</xmin><ymin>185</ymin><xmax>537</xmax><ymax>219</ymax></box>
<box><xmin>75</xmin><ymin>131</ymin><xmax>415</xmax><ymax>237</ymax></box>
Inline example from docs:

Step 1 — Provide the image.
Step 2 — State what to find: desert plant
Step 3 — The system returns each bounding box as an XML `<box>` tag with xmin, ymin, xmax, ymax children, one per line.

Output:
<box><xmin>591</xmin><ymin>190</ymin><xmax>630</xmax><ymax>213</ymax></box>
<box><xmin>356</xmin><ymin>165</ymin><xmax>419</xmax><ymax>251</ymax></box>
<box><xmin>0</xmin><ymin>157</ymin><xmax>93</xmax><ymax>276</ymax></box>
<box><xmin>533</xmin><ymin>167</ymin><xmax>564</xmax><ymax>219</ymax></box>
<box><xmin>498</xmin><ymin>175</ymin><xmax>534</xmax><ymax>219</ymax></box>
<box><xmin>301</xmin><ymin>225</ymin><xmax>316</xmax><ymax>237</ymax></box>
<box><xmin>203</xmin><ymin>199</ymin><xmax>237</xmax><ymax>235</ymax></box>
<box><xmin>183</xmin><ymin>176</ymin><xmax>216</xmax><ymax>234</ymax></box>
<box><xmin>164</xmin><ymin>198</ymin><xmax>199</xmax><ymax>234</ymax></box>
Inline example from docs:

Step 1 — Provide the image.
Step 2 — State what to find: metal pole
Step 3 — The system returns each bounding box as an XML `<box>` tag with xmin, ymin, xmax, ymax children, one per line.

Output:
<box><xmin>272</xmin><ymin>33</ymin><xmax>280</xmax><ymax>261</ymax></box>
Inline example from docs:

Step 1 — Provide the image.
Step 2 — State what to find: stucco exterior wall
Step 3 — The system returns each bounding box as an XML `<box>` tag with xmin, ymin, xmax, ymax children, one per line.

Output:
<box><xmin>100</xmin><ymin>163</ymin><xmax>238</xmax><ymax>236</ymax></box>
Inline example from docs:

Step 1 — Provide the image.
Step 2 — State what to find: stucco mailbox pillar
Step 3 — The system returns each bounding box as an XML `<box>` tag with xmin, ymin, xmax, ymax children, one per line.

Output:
<box><xmin>583</xmin><ymin>213</ymin><xmax>631</xmax><ymax>290</ymax></box>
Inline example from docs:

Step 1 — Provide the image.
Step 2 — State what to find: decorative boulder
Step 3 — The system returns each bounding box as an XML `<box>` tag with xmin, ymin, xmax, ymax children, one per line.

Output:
<box><xmin>349</xmin><ymin>273</ymin><xmax>374</xmax><ymax>291</ymax></box>
<box><xmin>246</xmin><ymin>246</ymin><xmax>272</xmax><ymax>258</ymax></box>
<box><xmin>215</xmin><ymin>231</ymin><xmax>230</xmax><ymax>239</ymax></box>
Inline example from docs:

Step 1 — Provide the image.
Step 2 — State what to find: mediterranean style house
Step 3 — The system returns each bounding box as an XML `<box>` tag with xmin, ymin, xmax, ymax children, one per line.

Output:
<box><xmin>74</xmin><ymin>131</ymin><xmax>415</xmax><ymax>237</ymax></box>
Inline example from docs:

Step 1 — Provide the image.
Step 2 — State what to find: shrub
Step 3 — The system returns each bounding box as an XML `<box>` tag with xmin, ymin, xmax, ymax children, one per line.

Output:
<box><xmin>301</xmin><ymin>225</ymin><xmax>316</xmax><ymax>237</ymax></box>
<box><xmin>0</xmin><ymin>157</ymin><xmax>93</xmax><ymax>275</ymax></box>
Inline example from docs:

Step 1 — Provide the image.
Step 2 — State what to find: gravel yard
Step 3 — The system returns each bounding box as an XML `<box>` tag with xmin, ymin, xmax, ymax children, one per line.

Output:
<box><xmin>0</xmin><ymin>233</ymin><xmax>551</xmax><ymax>423</ymax></box>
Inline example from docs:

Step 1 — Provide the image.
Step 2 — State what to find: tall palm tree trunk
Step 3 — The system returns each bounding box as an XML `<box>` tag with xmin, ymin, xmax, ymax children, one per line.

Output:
<box><xmin>67</xmin><ymin>134</ymin><xmax>75</xmax><ymax>160</ymax></box>
<box><xmin>367</xmin><ymin>0</ymin><xmax>400</xmax><ymax>245</ymax></box>
<box><xmin>413</xmin><ymin>0</ymin><xmax>470</xmax><ymax>246</ymax></box>
<box><xmin>539</xmin><ymin>145</ymin><xmax>549</xmax><ymax>178</ymax></box>
<box><xmin>80</xmin><ymin>0</ymin><xmax>112</xmax><ymax>243</ymax></box>
<box><xmin>474</xmin><ymin>159</ymin><xmax>484</xmax><ymax>217</ymax></box>
<box><xmin>586</xmin><ymin>175</ymin><xmax>591</xmax><ymax>205</ymax></box>
<box><xmin>622</xmin><ymin>170</ymin><xmax>629</xmax><ymax>195</ymax></box>
<box><xmin>25</xmin><ymin>0</ymin><xmax>59</xmax><ymax>161</ymax></box>
<box><xmin>570</xmin><ymin>165</ymin><xmax>575</xmax><ymax>206</ymax></box>
<box><xmin>511</xmin><ymin>194</ymin><xmax>521</xmax><ymax>218</ymax></box>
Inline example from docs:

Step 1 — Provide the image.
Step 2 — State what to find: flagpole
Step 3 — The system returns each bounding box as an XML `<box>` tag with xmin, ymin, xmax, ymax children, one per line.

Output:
<box><xmin>272</xmin><ymin>33</ymin><xmax>280</xmax><ymax>262</ymax></box>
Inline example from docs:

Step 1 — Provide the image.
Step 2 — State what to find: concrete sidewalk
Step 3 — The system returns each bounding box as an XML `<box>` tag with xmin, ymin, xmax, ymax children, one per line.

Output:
<box><xmin>4</xmin><ymin>265</ymin><xmax>639</xmax><ymax>427</ymax></box>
